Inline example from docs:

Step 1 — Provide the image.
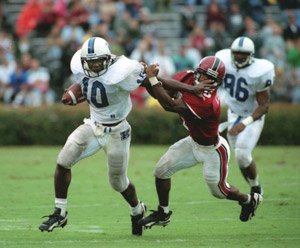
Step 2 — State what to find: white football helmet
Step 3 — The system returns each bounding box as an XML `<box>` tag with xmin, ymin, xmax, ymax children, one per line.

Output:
<box><xmin>80</xmin><ymin>37</ymin><xmax>112</xmax><ymax>77</ymax></box>
<box><xmin>230</xmin><ymin>37</ymin><xmax>254</xmax><ymax>68</ymax></box>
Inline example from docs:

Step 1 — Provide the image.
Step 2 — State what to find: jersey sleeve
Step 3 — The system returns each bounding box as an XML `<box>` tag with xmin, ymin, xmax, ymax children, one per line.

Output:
<box><xmin>70</xmin><ymin>49</ymin><xmax>84</xmax><ymax>83</ymax></box>
<box><xmin>256</xmin><ymin>64</ymin><xmax>275</xmax><ymax>92</ymax></box>
<box><xmin>118</xmin><ymin>62</ymin><xmax>146</xmax><ymax>92</ymax></box>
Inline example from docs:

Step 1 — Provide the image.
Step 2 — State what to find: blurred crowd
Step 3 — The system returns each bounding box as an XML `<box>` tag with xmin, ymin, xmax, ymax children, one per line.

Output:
<box><xmin>0</xmin><ymin>0</ymin><xmax>300</xmax><ymax>107</ymax></box>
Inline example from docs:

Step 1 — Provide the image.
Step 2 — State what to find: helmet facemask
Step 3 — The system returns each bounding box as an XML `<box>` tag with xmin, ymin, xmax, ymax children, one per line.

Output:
<box><xmin>194</xmin><ymin>68</ymin><xmax>223</xmax><ymax>87</ymax></box>
<box><xmin>81</xmin><ymin>54</ymin><xmax>111</xmax><ymax>78</ymax></box>
<box><xmin>231</xmin><ymin>51</ymin><xmax>253</xmax><ymax>69</ymax></box>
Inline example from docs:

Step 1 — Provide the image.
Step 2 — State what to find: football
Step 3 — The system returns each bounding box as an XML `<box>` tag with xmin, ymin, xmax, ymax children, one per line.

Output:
<box><xmin>61</xmin><ymin>83</ymin><xmax>85</xmax><ymax>105</ymax></box>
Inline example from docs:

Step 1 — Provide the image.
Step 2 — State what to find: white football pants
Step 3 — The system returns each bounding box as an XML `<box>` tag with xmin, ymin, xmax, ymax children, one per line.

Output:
<box><xmin>154</xmin><ymin>135</ymin><xmax>231</xmax><ymax>199</ymax></box>
<box><xmin>57</xmin><ymin>119</ymin><xmax>131</xmax><ymax>192</ymax></box>
<box><xmin>226</xmin><ymin>109</ymin><xmax>265</xmax><ymax>169</ymax></box>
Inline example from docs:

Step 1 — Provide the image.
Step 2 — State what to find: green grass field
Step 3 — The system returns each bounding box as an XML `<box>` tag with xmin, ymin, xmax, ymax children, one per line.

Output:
<box><xmin>0</xmin><ymin>145</ymin><xmax>299</xmax><ymax>248</ymax></box>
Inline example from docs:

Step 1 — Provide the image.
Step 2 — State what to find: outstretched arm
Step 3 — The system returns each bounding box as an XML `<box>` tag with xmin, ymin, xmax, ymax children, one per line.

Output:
<box><xmin>145</xmin><ymin>64</ymin><xmax>194</xmax><ymax>117</ymax></box>
<box><xmin>157</xmin><ymin>76</ymin><xmax>216</xmax><ymax>98</ymax></box>
<box><xmin>141</xmin><ymin>63</ymin><xmax>216</xmax><ymax>99</ymax></box>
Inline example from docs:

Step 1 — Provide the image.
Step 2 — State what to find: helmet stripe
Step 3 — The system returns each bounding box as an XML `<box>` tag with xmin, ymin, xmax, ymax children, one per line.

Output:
<box><xmin>211</xmin><ymin>57</ymin><xmax>220</xmax><ymax>71</ymax></box>
<box><xmin>238</xmin><ymin>37</ymin><xmax>245</xmax><ymax>47</ymax></box>
<box><xmin>88</xmin><ymin>37</ymin><xmax>96</xmax><ymax>54</ymax></box>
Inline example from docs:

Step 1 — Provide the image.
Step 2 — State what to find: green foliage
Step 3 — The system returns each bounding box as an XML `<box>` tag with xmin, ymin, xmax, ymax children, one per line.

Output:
<box><xmin>0</xmin><ymin>103</ymin><xmax>299</xmax><ymax>145</ymax></box>
<box><xmin>0</xmin><ymin>146</ymin><xmax>299</xmax><ymax>248</ymax></box>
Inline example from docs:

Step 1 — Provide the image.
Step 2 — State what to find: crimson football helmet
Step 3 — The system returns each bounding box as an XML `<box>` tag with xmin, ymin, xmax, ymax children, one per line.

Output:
<box><xmin>194</xmin><ymin>56</ymin><xmax>225</xmax><ymax>87</ymax></box>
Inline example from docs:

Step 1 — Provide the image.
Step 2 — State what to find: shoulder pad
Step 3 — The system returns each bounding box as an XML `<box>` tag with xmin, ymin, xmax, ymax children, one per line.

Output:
<box><xmin>70</xmin><ymin>49</ymin><xmax>84</xmax><ymax>75</ymax></box>
<box><xmin>172</xmin><ymin>70</ymin><xmax>194</xmax><ymax>82</ymax></box>
<box><xmin>248</xmin><ymin>59</ymin><xmax>275</xmax><ymax>78</ymax></box>
<box><xmin>100</xmin><ymin>56</ymin><xmax>142</xmax><ymax>85</ymax></box>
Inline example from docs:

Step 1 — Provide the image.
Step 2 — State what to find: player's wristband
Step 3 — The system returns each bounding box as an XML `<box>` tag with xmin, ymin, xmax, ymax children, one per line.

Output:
<box><xmin>241</xmin><ymin>116</ymin><xmax>254</xmax><ymax>126</ymax></box>
<box><xmin>149</xmin><ymin>77</ymin><xmax>159</xmax><ymax>86</ymax></box>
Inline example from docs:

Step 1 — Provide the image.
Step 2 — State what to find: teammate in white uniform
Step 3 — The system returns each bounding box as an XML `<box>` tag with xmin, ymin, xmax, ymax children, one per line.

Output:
<box><xmin>39</xmin><ymin>37</ymin><xmax>205</xmax><ymax>235</ymax></box>
<box><xmin>216</xmin><ymin>36</ymin><xmax>275</xmax><ymax>195</ymax></box>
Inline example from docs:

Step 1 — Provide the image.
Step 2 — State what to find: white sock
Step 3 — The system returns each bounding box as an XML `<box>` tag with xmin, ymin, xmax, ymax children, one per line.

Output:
<box><xmin>247</xmin><ymin>175</ymin><xmax>259</xmax><ymax>187</ymax></box>
<box><xmin>55</xmin><ymin>198</ymin><xmax>67</xmax><ymax>216</ymax></box>
<box><xmin>130</xmin><ymin>201</ymin><xmax>142</xmax><ymax>216</ymax></box>
<box><xmin>160</xmin><ymin>205</ymin><xmax>169</xmax><ymax>214</ymax></box>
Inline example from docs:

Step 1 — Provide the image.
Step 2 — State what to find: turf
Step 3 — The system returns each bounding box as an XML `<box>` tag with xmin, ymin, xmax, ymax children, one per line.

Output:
<box><xmin>0</xmin><ymin>145</ymin><xmax>299</xmax><ymax>248</ymax></box>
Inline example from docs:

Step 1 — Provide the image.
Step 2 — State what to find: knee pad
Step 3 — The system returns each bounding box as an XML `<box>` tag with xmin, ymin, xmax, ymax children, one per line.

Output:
<box><xmin>206</xmin><ymin>182</ymin><xmax>227</xmax><ymax>199</ymax></box>
<box><xmin>57</xmin><ymin>140</ymin><xmax>85</xmax><ymax>169</ymax></box>
<box><xmin>108</xmin><ymin>173</ymin><xmax>129</xmax><ymax>192</ymax></box>
<box><xmin>235</xmin><ymin>148</ymin><xmax>252</xmax><ymax>169</ymax></box>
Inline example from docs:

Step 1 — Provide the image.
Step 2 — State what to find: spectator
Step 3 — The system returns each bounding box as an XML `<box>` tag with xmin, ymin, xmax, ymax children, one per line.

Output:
<box><xmin>189</xmin><ymin>26</ymin><xmax>207</xmax><ymax>54</ymax></box>
<box><xmin>0</xmin><ymin>29</ymin><xmax>15</xmax><ymax>63</ymax></box>
<box><xmin>243</xmin><ymin>0</ymin><xmax>266</xmax><ymax>27</ymax></box>
<box><xmin>25</xmin><ymin>58</ymin><xmax>55</xmax><ymax>106</ymax></box>
<box><xmin>262</xmin><ymin>23</ymin><xmax>286</xmax><ymax>72</ymax></box>
<box><xmin>67</xmin><ymin>0</ymin><xmax>90</xmax><ymax>31</ymax></box>
<box><xmin>287</xmin><ymin>38</ymin><xmax>300</xmax><ymax>103</ymax></box>
<box><xmin>15</xmin><ymin>0</ymin><xmax>43</xmax><ymax>37</ymax></box>
<box><xmin>227</xmin><ymin>2</ymin><xmax>244</xmax><ymax>37</ymax></box>
<box><xmin>139</xmin><ymin>7</ymin><xmax>156</xmax><ymax>37</ymax></box>
<box><xmin>150</xmin><ymin>39</ymin><xmax>176</xmax><ymax>78</ymax></box>
<box><xmin>17</xmin><ymin>34</ymin><xmax>30</xmax><ymax>56</ymax></box>
<box><xmin>61</xmin><ymin>16</ymin><xmax>85</xmax><ymax>45</ymax></box>
<box><xmin>180</xmin><ymin>4</ymin><xmax>197</xmax><ymax>38</ymax></box>
<box><xmin>3</xmin><ymin>62</ymin><xmax>28</xmax><ymax>105</ymax></box>
<box><xmin>20</xmin><ymin>52</ymin><xmax>32</xmax><ymax>71</ymax></box>
<box><xmin>206</xmin><ymin>22</ymin><xmax>231</xmax><ymax>54</ymax></box>
<box><xmin>205</xmin><ymin>0</ymin><xmax>226</xmax><ymax>29</ymax></box>
<box><xmin>243</xmin><ymin>16</ymin><xmax>263</xmax><ymax>57</ymax></box>
<box><xmin>262</xmin><ymin>23</ymin><xmax>287</xmax><ymax>100</ymax></box>
<box><xmin>283</xmin><ymin>11</ymin><xmax>300</xmax><ymax>42</ymax></box>
<box><xmin>130</xmin><ymin>36</ymin><xmax>155</xmax><ymax>64</ymax></box>
<box><xmin>172</xmin><ymin>45</ymin><xmax>194</xmax><ymax>73</ymax></box>
<box><xmin>0</xmin><ymin>56</ymin><xmax>16</xmax><ymax>100</ymax></box>
<box><xmin>35</xmin><ymin>0</ymin><xmax>57</xmax><ymax>37</ymax></box>
<box><xmin>155</xmin><ymin>0</ymin><xmax>171</xmax><ymax>13</ymax></box>
<box><xmin>185</xmin><ymin>39</ymin><xmax>202</xmax><ymax>68</ymax></box>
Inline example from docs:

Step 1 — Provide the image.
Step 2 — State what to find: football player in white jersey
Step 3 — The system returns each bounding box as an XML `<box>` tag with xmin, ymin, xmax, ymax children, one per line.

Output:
<box><xmin>216</xmin><ymin>36</ymin><xmax>275</xmax><ymax>196</ymax></box>
<box><xmin>39</xmin><ymin>37</ymin><xmax>206</xmax><ymax>235</ymax></box>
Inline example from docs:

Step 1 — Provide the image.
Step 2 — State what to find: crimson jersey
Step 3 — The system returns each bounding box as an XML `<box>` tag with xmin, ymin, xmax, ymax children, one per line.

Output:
<box><xmin>173</xmin><ymin>70</ymin><xmax>220</xmax><ymax>141</ymax></box>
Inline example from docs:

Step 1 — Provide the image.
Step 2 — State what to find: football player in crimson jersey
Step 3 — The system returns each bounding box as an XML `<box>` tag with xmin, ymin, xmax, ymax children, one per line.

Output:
<box><xmin>138</xmin><ymin>56</ymin><xmax>263</xmax><ymax>229</ymax></box>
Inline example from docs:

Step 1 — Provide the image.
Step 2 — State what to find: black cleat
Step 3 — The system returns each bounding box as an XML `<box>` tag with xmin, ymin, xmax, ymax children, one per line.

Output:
<box><xmin>131</xmin><ymin>202</ymin><xmax>147</xmax><ymax>236</ymax></box>
<box><xmin>138</xmin><ymin>206</ymin><xmax>172</xmax><ymax>229</ymax></box>
<box><xmin>239</xmin><ymin>193</ymin><xmax>263</xmax><ymax>222</ymax></box>
<box><xmin>39</xmin><ymin>208</ymin><xmax>68</xmax><ymax>232</ymax></box>
<box><xmin>251</xmin><ymin>185</ymin><xmax>263</xmax><ymax>195</ymax></box>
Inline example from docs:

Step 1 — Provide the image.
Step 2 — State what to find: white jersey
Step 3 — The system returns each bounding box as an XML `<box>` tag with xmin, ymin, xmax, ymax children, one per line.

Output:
<box><xmin>70</xmin><ymin>50</ymin><xmax>146</xmax><ymax>124</ymax></box>
<box><xmin>216</xmin><ymin>49</ymin><xmax>275</xmax><ymax>117</ymax></box>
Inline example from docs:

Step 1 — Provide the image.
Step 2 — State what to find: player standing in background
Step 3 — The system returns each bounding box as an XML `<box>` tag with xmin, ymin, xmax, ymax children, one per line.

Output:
<box><xmin>138</xmin><ymin>57</ymin><xmax>263</xmax><ymax>229</ymax></box>
<box><xmin>216</xmin><ymin>37</ymin><xmax>275</xmax><ymax>195</ymax></box>
<box><xmin>38</xmin><ymin>37</ymin><xmax>207</xmax><ymax>235</ymax></box>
